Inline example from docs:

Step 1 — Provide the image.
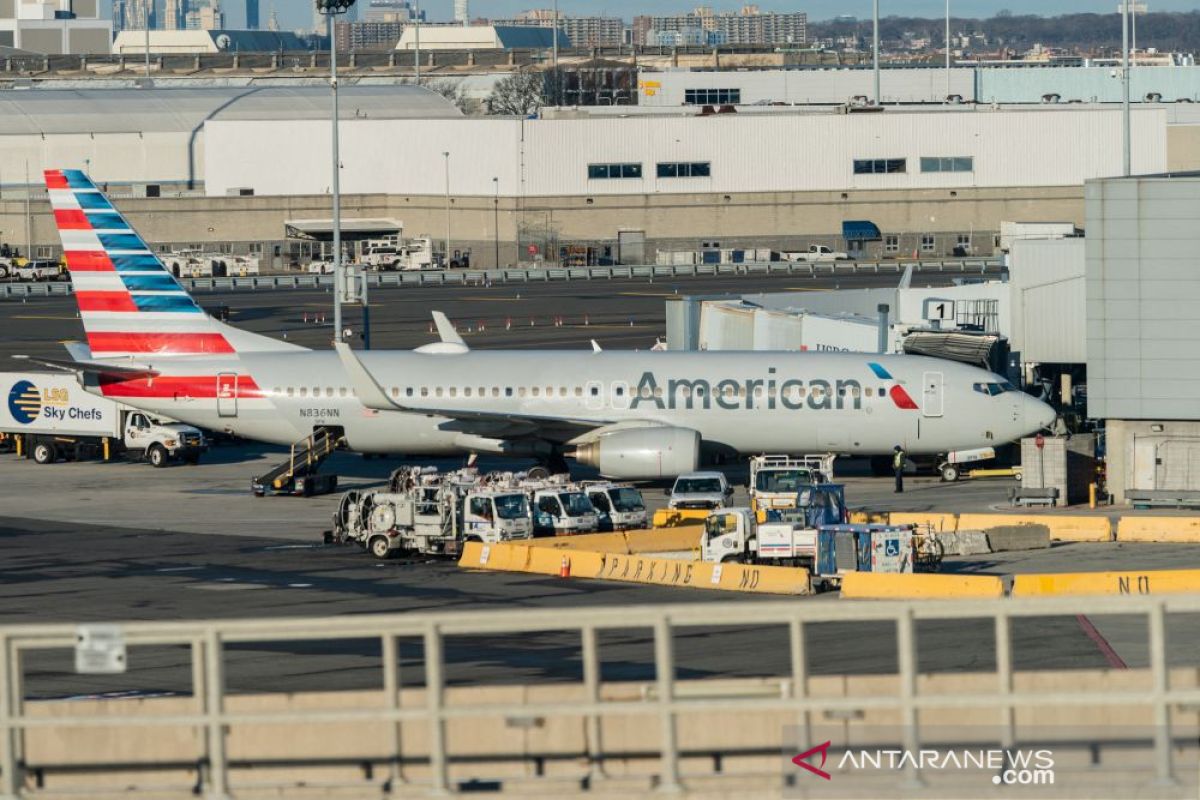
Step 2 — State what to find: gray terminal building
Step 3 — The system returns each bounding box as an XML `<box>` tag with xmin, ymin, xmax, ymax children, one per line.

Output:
<box><xmin>1086</xmin><ymin>172</ymin><xmax>1200</xmax><ymax>503</ymax></box>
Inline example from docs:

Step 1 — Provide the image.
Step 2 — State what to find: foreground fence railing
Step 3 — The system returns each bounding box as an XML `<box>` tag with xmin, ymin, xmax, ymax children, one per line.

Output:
<box><xmin>2</xmin><ymin>594</ymin><xmax>1195</xmax><ymax>797</ymax></box>
<box><xmin>0</xmin><ymin>259</ymin><xmax>1004</xmax><ymax>299</ymax></box>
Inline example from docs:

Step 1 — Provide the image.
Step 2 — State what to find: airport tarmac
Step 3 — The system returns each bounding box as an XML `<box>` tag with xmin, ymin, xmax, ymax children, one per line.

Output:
<box><xmin>3</xmin><ymin>445</ymin><xmax>1199</xmax><ymax>700</ymax></box>
<box><xmin>6</xmin><ymin>514</ymin><xmax>1198</xmax><ymax>701</ymax></box>
<box><xmin>0</xmin><ymin>269</ymin><xmax>976</xmax><ymax>359</ymax></box>
<box><xmin>3</xmin><ymin>268</ymin><xmax>1197</xmax><ymax>704</ymax></box>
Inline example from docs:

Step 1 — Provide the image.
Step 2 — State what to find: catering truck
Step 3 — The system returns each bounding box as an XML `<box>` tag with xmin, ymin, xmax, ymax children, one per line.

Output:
<box><xmin>0</xmin><ymin>371</ymin><xmax>206</xmax><ymax>466</ymax></box>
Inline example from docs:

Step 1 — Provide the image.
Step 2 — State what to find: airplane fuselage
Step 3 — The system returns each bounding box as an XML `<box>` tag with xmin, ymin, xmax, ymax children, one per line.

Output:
<box><xmin>93</xmin><ymin>349</ymin><xmax>1050</xmax><ymax>457</ymax></box>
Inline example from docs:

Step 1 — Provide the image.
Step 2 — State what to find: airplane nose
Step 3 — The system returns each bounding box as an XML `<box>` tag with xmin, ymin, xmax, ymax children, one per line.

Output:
<box><xmin>1024</xmin><ymin>395</ymin><xmax>1056</xmax><ymax>431</ymax></box>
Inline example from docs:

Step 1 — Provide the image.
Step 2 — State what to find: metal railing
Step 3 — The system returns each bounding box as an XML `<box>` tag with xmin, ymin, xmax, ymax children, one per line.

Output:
<box><xmin>1</xmin><ymin>593</ymin><xmax>1196</xmax><ymax>797</ymax></box>
<box><xmin>0</xmin><ymin>259</ymin><xmax>1003</xmax><ymax>299</ymax></box>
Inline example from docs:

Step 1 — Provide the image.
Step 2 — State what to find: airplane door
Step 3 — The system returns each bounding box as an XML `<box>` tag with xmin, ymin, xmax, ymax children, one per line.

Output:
<box><xmin>585</xmin><ymin>380</ymin><xmax>604</xmax><ymax>411</ymax></box>
<box><xmin>216</xmin><ymin>372</ymin><xmax>238</xmax><ymax>418</ymax></box>
<box><xmin>921</xmin><ymin>372</ymin><xmax>943</xmax><ymax>418</ymax></box>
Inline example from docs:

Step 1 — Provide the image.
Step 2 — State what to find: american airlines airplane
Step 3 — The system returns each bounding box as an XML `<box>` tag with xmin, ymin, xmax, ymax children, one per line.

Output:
<box><xmin>29</xmin><ymin>169</ymin><xmax>1055</xmax><ymax>479</ymax></box>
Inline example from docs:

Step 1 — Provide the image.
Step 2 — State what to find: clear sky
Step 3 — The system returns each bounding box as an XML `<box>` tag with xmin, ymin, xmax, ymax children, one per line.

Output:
<box><xmin>108</xmin><ymin>2</ymin><xmax>1200</xmax><ymax>32</ymax></box>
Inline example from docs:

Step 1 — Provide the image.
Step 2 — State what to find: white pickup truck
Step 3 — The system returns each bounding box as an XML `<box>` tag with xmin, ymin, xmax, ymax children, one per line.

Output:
<box><xmin>1</xmin><ymin>260</ymin><xmax>66</xmax><ymax>281</ymax></box>
<box><xmin>782</xmin><ymin>245</ymin><xmax>851</xmax><ymax>263</ymax></box>
<box><xmin>1</xmin><ymin>371</ymin><xmax>206</xmax><ymax>466</ymax></box>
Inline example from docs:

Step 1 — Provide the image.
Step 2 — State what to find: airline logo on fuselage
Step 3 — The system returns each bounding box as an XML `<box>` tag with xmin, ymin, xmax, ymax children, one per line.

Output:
<box><xmin>630</xmin><ymin>363</ymin><xmax>918</xmax><ymax>412</ymax></box>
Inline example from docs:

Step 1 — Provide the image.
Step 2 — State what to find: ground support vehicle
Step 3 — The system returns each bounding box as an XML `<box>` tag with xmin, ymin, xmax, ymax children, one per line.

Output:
<box><xmin>701</xmin><ymin>484</ymin><xmax>847</xmax><ymax>567</ymax></box>
<box><xmin>749</xmin><ymin>454</ymin><xmax>834</xmax><ymax>520</ymax></box>
<box><xmin>1</xmin><ymin>371</ymin><xmax>205</xmax><ymax>466</ymax></box>
<box><xmin>330</xmin><ymin>466</ymin><xmax>532</xmax><ymax>558</ymax></box>
<box><xmin>582</xmin><ymin>481</ymin><xmax>648</xmax><ymax>531</ymax></box>
<box><xmin>527</xmin><ymin>475</ymin><xmax>600</xmax><ymax>536</ymax></box>
<box><xmin>668</xmin><ymin>471</ymin><xmax>734</xmax><ymax>511</ymax></box>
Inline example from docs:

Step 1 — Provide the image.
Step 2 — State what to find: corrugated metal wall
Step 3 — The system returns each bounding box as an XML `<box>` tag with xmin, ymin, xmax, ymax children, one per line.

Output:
<box><xmin>639</xmin><ymin>68</ymin><xmax>977</xmax><ymax>105</ymax></box>
<box><xmin>1086</xmin><ymin>175</ymin><xmax>1200</xmax><ymax>421</ymax></box>
<box><xmin>1008</xmin><ymin>238</ymin><xmax>1086</xmax><ymax>364</ymax></box>
<box><xmin>639</xmin><ymin>66</ymin><xmax>1200</xmax><ymax>106</ymax></box>
<box><xmin>204</xmin><ymin>108</ymin><xmax>1168</xmax><ymax>197</ymax></box>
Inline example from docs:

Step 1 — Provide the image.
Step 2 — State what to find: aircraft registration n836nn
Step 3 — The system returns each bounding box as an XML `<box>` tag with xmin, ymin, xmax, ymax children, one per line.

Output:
<box><xmin>30</xmin><ymin>169</ymin><xmax>1055</xmax><ymax>479</ymax></box>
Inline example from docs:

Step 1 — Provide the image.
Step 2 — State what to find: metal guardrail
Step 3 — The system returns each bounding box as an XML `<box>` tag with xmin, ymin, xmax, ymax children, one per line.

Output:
<box><xmin>0</xmin><ymin>259</ymin><xmax>1003</xmax><ymax>298</ymax></box>
<box><xmin>0</xmin><ymin>593</ymin><xmax>1193</xmax><ymax>797</ymax></box>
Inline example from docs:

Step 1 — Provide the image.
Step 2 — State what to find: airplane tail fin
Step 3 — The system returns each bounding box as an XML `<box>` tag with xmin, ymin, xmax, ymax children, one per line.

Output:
<box><xmin>44</xmin><ymin>169</ymin><xmax>302</xmax><ymax>359</ymax></box>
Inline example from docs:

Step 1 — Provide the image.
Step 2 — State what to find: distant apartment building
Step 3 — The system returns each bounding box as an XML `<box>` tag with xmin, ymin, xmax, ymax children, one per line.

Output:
<box><xmin>334</xmin><ymin>20</ymin><xmax>406</xmax><ymax>51</ymax></box>
<box><xmin>245</xmin><ymin>0</ymin><xmax>259</xmax><ymax>29</ymax></box>
<box><xmin>0</xmin><ymin>0</ymin><xmax>111</xmax><ymax>53</ymax></box>
<box><xmin>646</xmin><ymin>28</ymin><xmax>726</xmax><ymax>47</ymax></box>
<box><xmin>363</xmin><ymin>0</ymin><xmax>420</xmax><ymax>23</ymax></box>
<box><xmin>186</xmin><ymin>2</ymin><xmax>224</xmax><ymax>31</ymax></box>
<box><xmin>641</xmin><ymin>5</ymin><xmax>807</xmax><ymax>47</ymax></box>
<box><xmin>495</xmin><ymin>10</ymin><xmax>625</xmax><ymax>48</ymax></box>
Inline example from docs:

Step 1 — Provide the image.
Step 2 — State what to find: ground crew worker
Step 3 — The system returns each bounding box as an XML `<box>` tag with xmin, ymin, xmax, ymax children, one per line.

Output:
<box><xmin>893</xmin><ymin>445</ymin><xmax>906</xmax><ymax>493</ymax></box>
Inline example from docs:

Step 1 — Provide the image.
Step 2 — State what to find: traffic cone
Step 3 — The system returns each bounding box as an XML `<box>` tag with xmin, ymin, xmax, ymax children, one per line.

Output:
<box><xmin>559</xmin><ymin>556</ymin><xmax>571</xmax><ymax>578</ymax></box>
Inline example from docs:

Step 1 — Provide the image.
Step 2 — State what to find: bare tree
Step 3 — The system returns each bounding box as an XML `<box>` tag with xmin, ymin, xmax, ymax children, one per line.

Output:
<box><xmin>485</xmin><ymin>71</ymin><xmax>548</xmax><ymax>116</ymax></box>
<box><xmin>424</xmin><ymin>78</ymin><xmax>470</xmax><ymax>114</ymax></box>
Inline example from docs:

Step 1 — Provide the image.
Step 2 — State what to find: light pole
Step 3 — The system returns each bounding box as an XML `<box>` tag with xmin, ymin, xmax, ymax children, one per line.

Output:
<box><xmin>872</xmin><ymin>0</ymin><xmax>880</xmax><ymax>105</ymax></box>
<box><xmin>492</xmin><ymin>177</ymin><xmax>499</xmax><ymax>268</ymax></box>
<box><xmin>552</xmin><ymin>0</ymin><xmax>560</xmax><ymax>106</ymax></box>
<box><xmin>944</xmin><ymin>0</ymin><xmax>951</xmax><ymax>99</ymax></box>
<box><xmin>316</xmin><ymin>0</ymin><xmax>356</xmax><ymax>343</ymax></box>
<box><xmin>413</xmin><ymin>0</ymin><xmax>421</xmax><ymax>82</ymax></box>
<box><xmin>442</xmin><ymin>151</ymin><xmax>451</xmax><ymax>267</ymax></box>
<box><xmin>144</xmin><ymin>6</ymin><xmax>151</xmax><ymax>78</ymax></box>
<box><xmin>1121</xmin><ymin>0</ymin><xmax>1131</xmax><ymax>176</ymax></box>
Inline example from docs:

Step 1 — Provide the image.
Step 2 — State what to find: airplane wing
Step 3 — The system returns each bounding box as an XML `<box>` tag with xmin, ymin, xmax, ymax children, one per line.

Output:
<box><xmin>12</xmin><ymin>354</ymin><xmax>160</xmax><ymax>379</ymax></box>
<box><xmin>333</xmin><ymin>342</ymin><xmax>609</xmax><ymax>436</ymax></box>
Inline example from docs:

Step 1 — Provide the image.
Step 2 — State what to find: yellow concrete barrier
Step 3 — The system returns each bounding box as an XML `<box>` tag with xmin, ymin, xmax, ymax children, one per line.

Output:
<box><xmin>624</xmin><ymin>527</ymin><xmax>702</xmax><ymax>554</ymax></box>
<box><xmin>840</xmin><ymin>572</ymin><xmax>1004</xmax><ymax>599</ymax></box>
<box><xmin>848</xmin><ymin>510</ymin><xmax>890</xmax><ymax>524</ymax></box>
<box><xmin>1116</xmin><ymin>517</ymin><xmax>1200</xmax><ymax>544</ymax></box>
<box><xmin>652</xmin><ymin>508</ymin><xmax>710</xmax><ymax>528</ymax></box>
<box><xmin>532</xmin><ymin>532</ymin><xmax>631</xmax><ymax>553</ymax></box>
<box><xmin>1013</xmin><ymin>569</ymin><xmax>1200</xmax><ymax>596</ymax></box>
<box><xmin>460</xmin><ymin>542</ymin><xmax>809</xmax><ymax>595</ymax></box>
<box><xmin>888</xmin><ymin>512</ymin><xmax>958</xmax><ymax>532</ymax></box>
<box><xmin>460</xmin><ymin>541</ymin><xmax>531</xmax><ymax>572</ymax></box>
<box><xmin>956</xmin><ymin>513</ymin><xmax>1112</xmax><ymax>542</ymax></box>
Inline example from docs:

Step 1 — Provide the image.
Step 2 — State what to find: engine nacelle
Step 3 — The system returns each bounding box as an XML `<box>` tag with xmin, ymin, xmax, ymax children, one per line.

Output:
<box><xmin>571</xmin><ymin>427</ymin><xmax>700</xmax><ymax>479</ymax></box>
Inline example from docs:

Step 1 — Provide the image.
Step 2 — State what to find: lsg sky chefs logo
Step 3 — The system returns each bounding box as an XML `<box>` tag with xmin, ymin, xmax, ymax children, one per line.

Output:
<box><xmin>792</xmin><ymin>740</ymin><xmax>1056</xmax><ymax>787</ymax></box>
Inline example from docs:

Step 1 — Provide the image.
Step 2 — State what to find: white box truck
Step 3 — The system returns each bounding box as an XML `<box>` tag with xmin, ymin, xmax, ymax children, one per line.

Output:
<box><xmin>0</xmin><ymin>372</ymin><xmax>206</xmax><ymax>466</ymax></box>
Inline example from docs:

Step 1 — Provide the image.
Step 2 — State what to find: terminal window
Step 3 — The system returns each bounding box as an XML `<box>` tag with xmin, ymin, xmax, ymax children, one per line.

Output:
<box><xmin>588</xmin><ymin>163</ymin><xmax>642</xmax><ymax>180</ymax></box>
<box><xmin>920</xmin><ymin>156</ymin><xmax>973</xmax><ymax>172</ymax></box>
<box><xmin>657</xmin><ymin>162</ymin><xmax>712</xmax><ymax>178</ymax></box>
<box><xmin>684</xmin><ymin>88</ymin><xmax>741</xmax><ymax>105</ymax></box>
<box><xmin>853</xmin><ymin>158</ymin><xmax>906</xmax><ymax>174</ymax></box>
<box><xmin>884</xmin><ymin>235</ymin><xmax>899</xmax><ymax>253</ymax></box>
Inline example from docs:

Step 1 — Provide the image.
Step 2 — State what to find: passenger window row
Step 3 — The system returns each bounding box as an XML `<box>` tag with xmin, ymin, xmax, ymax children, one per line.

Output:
<box><xmin>269</xmin><ymin>384</ymin><xmax>894</xmax><ymax>402</ymax></box>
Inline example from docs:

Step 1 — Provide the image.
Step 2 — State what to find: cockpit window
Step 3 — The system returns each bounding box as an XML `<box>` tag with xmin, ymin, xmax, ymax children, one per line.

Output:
<box><xmin>973</xmin><ymin>381</ymin><xmax>1019</xmax><ymax>397</ymax></box>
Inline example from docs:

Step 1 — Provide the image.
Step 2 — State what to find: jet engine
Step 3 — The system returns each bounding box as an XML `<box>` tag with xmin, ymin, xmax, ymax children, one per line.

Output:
<box><xmin>569</xmin><ymin>427</ymin><xmax>700</xmax><ymax>479</ymax></box>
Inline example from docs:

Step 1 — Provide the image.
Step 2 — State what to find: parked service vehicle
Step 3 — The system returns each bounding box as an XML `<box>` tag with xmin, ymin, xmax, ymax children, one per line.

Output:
<box><xmin>782</xmin><ymin>245</ymin><xmax>850</xmax><ymax>263</ymax></box>
<box><xmin>0</xmin><ymin>371</ymin><xmax>206</xmax><ymax>466</ymax></box>
<box><xmin>13</xmin><ymin>260</ymin><xmax>65</xmax><ymax>281</ymax></box>
<box><xmin>668</xmin><ymin>471</ymin><xmax>734</xmax><ymax>510</ymax></box>
<box><xmin>531</xmin><ymin>483</ymin><xmax>600</xmax><ymax>536</ymax></box>
<box><xmin>307</xmin><ymin>258</ymin><xmax>336</xmax><ymax>275</ymax></box>
<box><xmin>701</xmin><ymin>484</ymin><xmax>848</xmax><ymax>567</ymax></box>
<box><xmin>582</xmin><ymin>481</ymin><xmax>648</xmax><ymax>531</ymax></box>
<box><xmin>331</xmin><ymin>475</ymin><xmax>532</xmax><ymax>559</ymax></box>
<box><xmin>748</xmin><ymin>454</ymin><xmax>832</xmax><ymax>519</ymax></box>
<box><xmin>702</xmin><ymin>507</ymin><xmax>817</xmax><ymax>567</ymax></box>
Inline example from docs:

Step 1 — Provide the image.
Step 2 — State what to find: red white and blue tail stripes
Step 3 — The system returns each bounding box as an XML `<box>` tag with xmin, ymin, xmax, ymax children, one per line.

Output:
<box><xmin>45</xmin><ymin>169</ymin><xmax>234</xmax><ymax>358</ymax></box>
